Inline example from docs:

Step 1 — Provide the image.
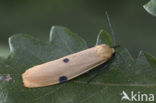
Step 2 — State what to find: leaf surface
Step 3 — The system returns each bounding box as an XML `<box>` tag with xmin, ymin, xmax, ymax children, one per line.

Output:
<box><xmin>144</xmin><ymin>0</ymin><xmax>156</xmax><ymax>16</ymax></box>
<box><xmin>0</xmin><ymin>26</ymin><xmax>156</xmax><ymax>103</ymax></box>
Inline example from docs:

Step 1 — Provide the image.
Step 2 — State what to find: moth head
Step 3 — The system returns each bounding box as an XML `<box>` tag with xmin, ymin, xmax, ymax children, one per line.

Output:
<box><xmin>96</xmin><ymin>44</ymin><xmax>115</xmax><ymax>59</ymax></box>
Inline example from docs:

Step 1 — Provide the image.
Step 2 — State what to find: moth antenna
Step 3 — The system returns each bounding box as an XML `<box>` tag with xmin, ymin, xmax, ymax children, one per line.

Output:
<box><xmin>88</xmin><ymin>64</ymin><xmax>109</xmax><ymax>83</ymax></box>
<box><xmin>105</xmin><ymin>11</ymin><xmax>116</xmax><ymax>45</ymax></box>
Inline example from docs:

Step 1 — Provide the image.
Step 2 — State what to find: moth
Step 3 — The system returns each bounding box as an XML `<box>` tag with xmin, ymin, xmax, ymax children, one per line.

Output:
<box><xmin>22</xmin><ymin>44</ymin><xmax>116</xmax><ymax>88</ymax></box>
<box><xmin>22</xmin><ymin>12</ymin><xmax>117</xmax><ymax>88</ymax></box>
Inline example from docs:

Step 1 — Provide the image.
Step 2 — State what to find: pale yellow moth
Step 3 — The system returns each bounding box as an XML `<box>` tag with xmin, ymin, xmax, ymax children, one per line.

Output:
<box><xmin>22</xmin><ymin>44</ymin><xmax>115</xmax><ymax>88</ymax></box>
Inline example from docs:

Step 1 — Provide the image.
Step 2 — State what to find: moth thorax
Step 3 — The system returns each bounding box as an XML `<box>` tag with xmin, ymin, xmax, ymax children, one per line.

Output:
<box><xmin>96</xmin><ymin>44</ymin><xmax>115</xmax><ymax>59</ymax></box>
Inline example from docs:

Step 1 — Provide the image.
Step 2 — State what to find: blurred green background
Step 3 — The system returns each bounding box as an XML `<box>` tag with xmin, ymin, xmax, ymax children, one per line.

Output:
<box><xmin>0</xmin><ymin>0</ymin><xmax>156</xmax><ymax>57</ymax></box>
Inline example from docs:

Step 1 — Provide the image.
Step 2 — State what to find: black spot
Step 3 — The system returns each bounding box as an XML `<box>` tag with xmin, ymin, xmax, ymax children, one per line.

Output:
<box><xmin>63</xmin><ymin>58</ymin><xmax>69</xmax><ymax>63</ymax></box>
<box><xmin>59</xmin><ymin>76</ymin><xmax>68</xmax><ymax>83</ymax></box>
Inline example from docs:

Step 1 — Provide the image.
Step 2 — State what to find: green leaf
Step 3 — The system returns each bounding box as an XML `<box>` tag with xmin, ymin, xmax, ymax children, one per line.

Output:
<box><xmin>0</xmin><ymin>26</ymin><xmax>156</xmax><ymax>103</ymax></box>
<box><xmin>144</xmin><ymin>0</ymin><xmax>156</xmax><ymax>16</ymax></box>
<box><xmin>96</xmin><ymin>30</ymin><xmax>114</xmax><ymax>46</ymax></box>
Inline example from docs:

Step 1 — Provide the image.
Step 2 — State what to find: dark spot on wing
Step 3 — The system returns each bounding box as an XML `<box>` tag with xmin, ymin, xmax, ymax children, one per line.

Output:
<box><xmin>63</xmin><ymin>58</ymin><xmax>69</xmax><ymax>63</ymax></box>
<box><xmin>59</xmin><ymin>76</ymin><xmax>68</xmax><ymax>83</ymax></box>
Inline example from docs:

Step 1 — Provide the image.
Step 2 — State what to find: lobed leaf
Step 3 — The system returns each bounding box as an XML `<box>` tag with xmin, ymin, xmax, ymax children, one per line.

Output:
<box><xmin>0</xmin><ymin>26</ymin><xmax>156</xmax><ymax>103</ymax></box>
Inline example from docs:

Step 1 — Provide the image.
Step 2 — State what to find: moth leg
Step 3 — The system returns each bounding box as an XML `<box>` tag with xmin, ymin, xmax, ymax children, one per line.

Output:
<box><xmin>87</xmin><ymin>64</ymin><xmax>109</xmax><ymax>83</ymax></box>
